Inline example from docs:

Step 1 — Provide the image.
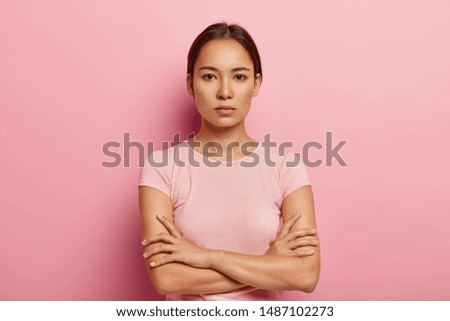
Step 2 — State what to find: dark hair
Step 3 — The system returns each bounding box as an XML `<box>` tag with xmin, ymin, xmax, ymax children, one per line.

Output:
<box><xmin>187</xmin><ymin>22</ymin><xmax>262</xmax><ymax>80</ymax></box>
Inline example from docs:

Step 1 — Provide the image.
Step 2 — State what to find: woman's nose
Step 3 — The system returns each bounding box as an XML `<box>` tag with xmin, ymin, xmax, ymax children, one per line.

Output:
<box><xmin>217</xmin><ymin>80</ymin><xmax>233</xmax><ymax>100</ymax></box>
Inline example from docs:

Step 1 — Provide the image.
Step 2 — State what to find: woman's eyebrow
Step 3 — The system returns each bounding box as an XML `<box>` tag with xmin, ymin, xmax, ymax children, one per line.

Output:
<box><xmin>198</xmin><ymin>66</ymin><xmax>251</xmax><ymax>72</ymax></box>
<box><xmin>198</xmin><ymin>66</ymin><xmax>218</xmax><ymax>72</ymax></box>
<box><xmin>231</xmin><ymin>67</ymin><xmax>251</xmax><ymax>72</ymax></box>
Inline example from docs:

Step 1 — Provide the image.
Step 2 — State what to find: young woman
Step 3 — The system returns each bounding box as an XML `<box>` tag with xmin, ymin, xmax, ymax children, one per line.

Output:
<box><xmin>138</xmin><ymin>22</ymin><xmax>320</xmax><ymax>300</ymax></box>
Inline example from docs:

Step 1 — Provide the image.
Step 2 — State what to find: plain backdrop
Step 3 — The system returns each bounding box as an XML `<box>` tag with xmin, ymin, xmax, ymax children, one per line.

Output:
<box><xmin>1</xmin><ymin>0</ymin><xmax>449</xmax><ymax>300</ymax></box>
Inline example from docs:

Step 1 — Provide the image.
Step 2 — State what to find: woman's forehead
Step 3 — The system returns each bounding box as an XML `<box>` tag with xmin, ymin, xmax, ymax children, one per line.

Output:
<box><xmin>195</xmin><ymin>39</ymin><xmax>253</xmax><ymax>70</ymax></box>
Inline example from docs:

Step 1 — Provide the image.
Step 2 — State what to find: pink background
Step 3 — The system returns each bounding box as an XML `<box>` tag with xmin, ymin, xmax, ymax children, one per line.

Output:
<box><xmin>1</xmin><ymin>0</ymin><xmax>449</xmax><ymax>300</ymax></box>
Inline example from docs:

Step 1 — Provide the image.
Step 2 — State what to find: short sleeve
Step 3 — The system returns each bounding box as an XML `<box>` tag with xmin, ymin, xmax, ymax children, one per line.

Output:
<box><xmin>280</xmin><ymin>151</ymin><xmax>311</xmax><ymax>199</ymax></box>
<box><xmin>138</xmin><ymin>150</ymin><xmax>172</xmax><ymax>199</ymax></box>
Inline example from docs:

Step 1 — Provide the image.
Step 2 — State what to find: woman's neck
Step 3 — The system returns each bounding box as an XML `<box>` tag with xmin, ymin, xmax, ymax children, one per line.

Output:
<box><xmin>187</xmin><ymin>121</ymin><xmax>258</xmax><ymax>160</ymax></box>
<box><xmin>193</xmin><ymin>120</ymin><xmax>256</xmax><ymax>146</ymax></box>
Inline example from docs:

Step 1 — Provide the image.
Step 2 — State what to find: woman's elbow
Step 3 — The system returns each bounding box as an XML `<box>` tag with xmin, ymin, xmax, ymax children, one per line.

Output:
<box><xmin>292</xmin><ymin>269</ymin><xmax>320</xmax><ymax>293</ymax></box>
<box><xmin>152</xmin><ymin>276</ymin><xmax>185</xmax><ymax>295</ymax></box>
<box><xmin>151</xmin><ymin>277</ymin><xmax>170</xmax><ymax>295</ymax></box>
<box><xmin>305</xmin><ymin>269</ymin><xmax>320</xmax><ymax>293</ymax></box>
<box><xmin>149</xmin><ymin>269</ymin><xmax>180</xmax><ymax>295</ymax></box>
<box><xmin>302</xmin><ymin>275</ymin><xmax>319</xmax><ymax>293</ymax></box>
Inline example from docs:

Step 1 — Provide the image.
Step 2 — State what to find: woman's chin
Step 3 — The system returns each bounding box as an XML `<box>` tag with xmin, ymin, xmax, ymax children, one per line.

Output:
<box><xmin>202</xmin><ymin>118</ymin><xmax>243</xmax><ymax>130</ymax></box>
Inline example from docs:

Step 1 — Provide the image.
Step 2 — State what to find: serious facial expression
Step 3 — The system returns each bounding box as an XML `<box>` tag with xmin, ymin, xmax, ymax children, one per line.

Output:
<box><xmin>187</xmin><ymin>38</ymin><xmax>261</xmax><ymax>129</ymax></box>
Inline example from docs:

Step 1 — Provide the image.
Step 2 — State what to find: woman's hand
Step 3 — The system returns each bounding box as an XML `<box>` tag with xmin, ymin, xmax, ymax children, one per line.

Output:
<box><xmin>266</xmin><ymin>212</ymin><xmax>319</xmax><ymax>257</ymax></box>
<box><xmin>141</xmin><ymin>214</ymin><xmax>213</xmax><ymax>269</ymax></box>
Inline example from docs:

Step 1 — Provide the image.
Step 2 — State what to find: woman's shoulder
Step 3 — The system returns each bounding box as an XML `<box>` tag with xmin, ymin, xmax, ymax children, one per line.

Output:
<box><xmin>144</xmin><ymin>142</ymin><xmax>182</xmax><ymax>168</ymax></box>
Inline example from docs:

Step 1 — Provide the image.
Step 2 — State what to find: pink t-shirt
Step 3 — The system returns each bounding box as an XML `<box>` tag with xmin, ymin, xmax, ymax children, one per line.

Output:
<box><xmin>138</xmin><ymin>141</ymin><xmax>311</xmax><ymax>300</ymax></box>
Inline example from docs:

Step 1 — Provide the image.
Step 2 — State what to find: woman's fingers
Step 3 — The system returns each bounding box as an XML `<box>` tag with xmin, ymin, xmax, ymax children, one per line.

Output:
<box><xmin>149</xmin><ymin>254</ymin><xmax>178</xmax><ymax>267</ymax></box>
<box><xmin>140</xmin><ymin>214</ymin><xmax>183</xmax><ymax>249</ymax></box>
<box><xmin>156</xmin><ymin>213</ymin><xmax>183</xmax><ymax>238</ymax></box>
<box><xmin>141</xmin><ymin>232</ymin><xmax>175</xmax><ymax>246</ymax></box>
<box><xmin>284</xmin><ymin>228</ymin><xmax>317</xmax><ymax>242</ymax></box>
<box><xmin>269</xmin><ymin>247</ymin><xmax>316</xmax><ymax>258</ymax></box>
<box><xmin>288</xmin><ymin>238</ymin><xmax>319</xmax><ymax>250</ymax></box>
<box><xmin>291</xmin><ymin>249</ymin><xmax>316</xmax><ymax>257</ymax></box>
<box><xmin>143</xmin><ymin>244</ymin><xmax>174</xmax><ymax>258</ymax></box>
<box><xmin>278</xmin><ymin>212</ymin><xmax>301</xmax><ymax>238</ymax></box>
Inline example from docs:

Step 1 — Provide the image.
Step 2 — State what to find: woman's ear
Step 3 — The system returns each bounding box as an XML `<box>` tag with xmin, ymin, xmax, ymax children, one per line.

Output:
<box><xmin>186</xmin><ymin>73</ymin><xmax>195</xmax><ymax>97</ymax></box>
<box><xmin>252</xmin><ymin>73</ymin><xmax>262</xmax><ymax>97</ymax></box>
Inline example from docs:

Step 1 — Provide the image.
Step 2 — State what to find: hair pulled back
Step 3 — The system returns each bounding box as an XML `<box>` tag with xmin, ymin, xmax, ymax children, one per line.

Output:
<box><xmin>187</xmin><ymin>22</ymin><xmax>262</xmax><ymax>80</ymax></box>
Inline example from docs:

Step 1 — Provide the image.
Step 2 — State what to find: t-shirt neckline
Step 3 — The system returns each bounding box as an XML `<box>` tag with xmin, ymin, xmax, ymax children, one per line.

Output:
<box><xmin>182</xmin><ymin>140</ymin><xmax>261</xmax><ymax>165</ymax></box>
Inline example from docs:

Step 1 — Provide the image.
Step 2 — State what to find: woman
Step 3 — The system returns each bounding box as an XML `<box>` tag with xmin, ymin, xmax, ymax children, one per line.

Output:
<box><xmin>138</xmin><ymin>22</ymin><xmax>320</xmax><ymax>300</ymax></box>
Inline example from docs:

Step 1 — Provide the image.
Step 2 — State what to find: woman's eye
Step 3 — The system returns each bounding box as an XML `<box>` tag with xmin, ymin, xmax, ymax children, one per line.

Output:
<box><xmin>235</xmin><ymin>74</ymin><xmax>247</xmax><ymax>81</ymax></box>
<box><xmin>202</xmin><ymin>74</ymin><xmax>215</xmax><ymax>80</ymax></box>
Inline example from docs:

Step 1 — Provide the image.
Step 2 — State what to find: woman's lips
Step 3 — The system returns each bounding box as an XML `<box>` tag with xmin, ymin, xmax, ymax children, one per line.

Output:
<box><xmin>215</xmin><ymin>106</ymin><xmax>235</xmax><ymax>115</ymax></box>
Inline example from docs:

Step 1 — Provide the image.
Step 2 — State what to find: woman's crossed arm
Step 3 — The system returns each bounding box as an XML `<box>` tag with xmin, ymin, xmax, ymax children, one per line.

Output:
<box><xmin>140</xmin><ymin>186</ymin><xmax>247</xmax><ymax>295</ymax></box>
<box><xmin>139</xmin><ymin>185</ymin><xmax>320</xmax><ymax>295</ymax></box>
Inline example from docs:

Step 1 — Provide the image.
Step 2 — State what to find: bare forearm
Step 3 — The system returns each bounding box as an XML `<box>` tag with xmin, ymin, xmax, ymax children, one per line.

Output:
<box><xmin>145</xmin><ymin>230</ymin><xmax>320</xmax><ymax>293</ymax></box>
<box><xmin>148</xmin><ymin>259</ymin><xmax>249</xmax><ymax>295</ymax></box>
<box><xmin>141</xmin><ymin>189</ymin><xmax>320</xmax><ymax>294</ymax></box>
<box><xmin>207</xmin><ymin>250</ymin><xmax>320</xmax><ymax>292</ymax></box>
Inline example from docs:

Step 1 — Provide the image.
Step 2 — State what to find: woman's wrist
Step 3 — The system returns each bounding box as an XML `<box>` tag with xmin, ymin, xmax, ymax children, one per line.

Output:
<box><xmin>204</xmin><ymin>249</ymin><xmax>223</xmax><ymax>269</ymax></box>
